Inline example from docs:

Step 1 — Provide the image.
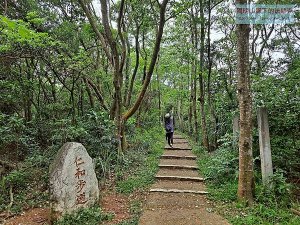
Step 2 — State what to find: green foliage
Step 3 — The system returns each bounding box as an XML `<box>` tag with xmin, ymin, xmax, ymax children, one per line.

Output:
<box><xmin>116</xmin><ymin>127</ymin><xmax>164</xmax><ymax>194</ymax></box>
<box><xmin>195</xmin><ymin>134</ymin><xmax>238</xmax><ymax>185</ymax></box>
<box><xmin>253</xmin><ymin>57</ymin><xmax>300</xmax><ymax>180</ymax></box>
<box><xmin>117</xmin><ymin>218</ymin><xmax>138</xmax><ymax>225</ymax></box>
<box><xmin>209</xmin><ymin>181</ymin><xmax>238</xmax><ymax>202</ymax></box>
<box><xmin>193</xmin><ymin>135</ymin><xmax>299</xmax><ymax>225</ymax></box>
<box><xmin>1</xmin><ymin>170</ymin><xmax>29</xmax><ymax>189</ymax></box>
<box><xmin>0</xmin><ymin>15</ymin><xmax>55</xmax><ymax>53</ymax></box>
<box><xmin>0</xmin><ymin>113</ymin><xmax>39</xmax><ymax>157</ymax></box>
<box><xmin>256</xmin><ymin>171</ymin><xmax>292</xmax><ymax>207</ymax></box>
<box><xmin>0</xmin><ymin>165</ymin><xmax>49</xmax><ymax>213</ymax></box>
<box><xmin>26</xmin><ymin>11</ymin><xmax>45</xmax><ymax>26</ymax></box>
<box><xmin>229</xmin><ymin>203</ymin><xmax>300</xmax><ymax>225</ymax></box>
<box><xmin>55</xmin><ymin>206</ymin><xmax>113</xmax><ymax>225</ymax></box>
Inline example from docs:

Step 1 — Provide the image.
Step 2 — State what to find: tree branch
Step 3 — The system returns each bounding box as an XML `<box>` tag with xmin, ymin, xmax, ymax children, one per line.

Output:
<box><xmin>117</xmin><ymin>0</ymin><xmax>127</xmax><ymax>73</ymax></box>
<box><xmin>78</xmin><ymin>0</ymin><xmax>112</xmax><ymax>63</ymax></box>
<box><xmin>85</xmin><ymin>77</ymin><xmax>109</xmax><ymax>111</ymax></box>
<box><xmin>123</xmin><ymin>0</ymin><xmax>169</xmax><ymax>121</ymax></box>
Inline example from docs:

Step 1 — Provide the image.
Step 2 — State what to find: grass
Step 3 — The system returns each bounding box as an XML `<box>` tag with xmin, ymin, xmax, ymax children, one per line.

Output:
<box><xmin>191</xmin><ymin>141</ymin><xmax>300</xmax><ymax>225</ymax></box>
<box><xmin>112</xmin><ymin>126</ymin><xmax>164</xmax><ymax>224</ymax></box>
<box><xmin>116</xmin><ymin>126</ymin><xmax>164</xmax><ymax>194</ymax></box>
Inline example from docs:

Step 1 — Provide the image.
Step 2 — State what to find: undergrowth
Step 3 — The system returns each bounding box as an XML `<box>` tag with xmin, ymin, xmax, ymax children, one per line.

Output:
<box><xmin>193</xmin><ymin>133</ymin><xmax>300</xmax><ymax>225</ymax></box>
<box><xmin>0</xmin><ymin>122</ymin><xmax>163</xmax><ymax>224</ymax></box>
<box><xmin>54</xmin><ymin>206</ymin><xmax>113</xmax><ymax>225</ymax></box>
<box><xmin>116</xmin><ymin>126</ymin><xmax>164</xmax><ymax>194</ymax></box>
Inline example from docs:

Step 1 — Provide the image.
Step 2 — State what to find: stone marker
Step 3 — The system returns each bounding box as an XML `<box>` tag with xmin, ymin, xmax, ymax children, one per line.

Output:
<box><xmin>49</xmin><ymin>142</ymin><xmax>99</xmax><ymax>220</ymax></box>
<box><xmin>257</xmin><ymin>107</ymin><xmax>273</xmax><ymax>186</ymax></box>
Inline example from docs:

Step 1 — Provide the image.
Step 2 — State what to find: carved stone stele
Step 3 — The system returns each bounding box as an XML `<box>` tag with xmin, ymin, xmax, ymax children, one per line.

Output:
<box><xmin>49</xmin><ymin>142</ymin><xmax>99</xmax><ymax>221</ymax></box>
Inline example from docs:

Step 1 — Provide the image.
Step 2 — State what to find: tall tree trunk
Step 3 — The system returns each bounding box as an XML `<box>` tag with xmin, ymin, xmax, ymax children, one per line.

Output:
<box><xmin>188</xmin><ymin>59</ymin><xmax>193</xmax><ymax>135</ymax></box>
<box><xmin>207</xmin><ymin>0</ymin><xmax>217</xmax><ymax>150</ymax></box>
<box><xmin>199</xmin><ymin>0</ymin><xmax>209</xmax><ymax>150</ymax></box>
<box><xmin>99</xmin><ymin>0</ymin><xmax>126</xmax><ymax>153</ymax></box>
<box><xmin>193</xmin><ymin>68</ymin><xmax>199</xmax><ymax>141</ymax></box>
<box><xmin>190</xmin><ymin>17</ymin><xmax>198</xmax><ymax>140</ymax></box>
<box><xmin>236</xmin><ymin>0</ymin><xmax>254</xmax><ymax>205</ymax></box>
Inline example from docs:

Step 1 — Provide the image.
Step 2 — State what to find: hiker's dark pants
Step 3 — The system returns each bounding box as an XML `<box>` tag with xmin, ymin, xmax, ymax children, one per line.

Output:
<box><xmin>166</xmin><ymin>132</ymin><xmax>173</xmax><ymax>146</ymax></box>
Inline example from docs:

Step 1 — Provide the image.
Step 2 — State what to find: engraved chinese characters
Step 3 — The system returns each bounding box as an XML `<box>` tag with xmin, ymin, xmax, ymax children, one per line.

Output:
<box><xmin>49</xmin><ymin>142</ymin><xmax>99</xmax><ymax>220</ymax></box>
<box><xmin>74</xmin><ymin>156</ymin><xmax>88</xmax><ymax>204</ymax></box>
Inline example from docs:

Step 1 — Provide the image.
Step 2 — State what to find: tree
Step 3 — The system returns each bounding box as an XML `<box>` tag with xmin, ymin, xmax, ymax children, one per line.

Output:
<box><xmin>79</xmin><ymin>0</ymin><xmax>170</xmax><ymax>151</ymax></box>
<box><xmin>236</xmin><ymin>0</ymin><xmax>254</xmax><ymax>204</ymax></box>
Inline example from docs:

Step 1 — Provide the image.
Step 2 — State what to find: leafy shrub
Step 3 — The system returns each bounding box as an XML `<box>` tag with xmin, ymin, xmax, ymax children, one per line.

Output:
<box><xmin>256</xmin><ymin>170</ymin><xmax>292</xmax><ymax>207</ymax></box>
<box><xmin>47</xmin><ymin>110</ymin><xmax>118</xmax><ymax>180</ymax></box>
<box><xmin>55</xmin><ymin>206</ymin><xmax>113</xmax><ymax>225</ymax></box>
<box><xmin>1</xmin><ymin>170</ymin><xmax>30</xmax><ymax>189</ymax></box>
<box><xmin>0</xmin><ymin>113</ymin><xmax>39</xmax><ymax>158</ymax></box>
<box><xmin>196</xmin><ymin>134</ymin><xmax>239</xmax><ymax>185</ymax></box>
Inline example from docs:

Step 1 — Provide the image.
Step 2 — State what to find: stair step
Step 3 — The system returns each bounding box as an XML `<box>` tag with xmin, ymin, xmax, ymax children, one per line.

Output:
<box><xmin>173</xmin><ymin>136</ymin><xmax>185</xmax><ymax>139</ymax></box>
<box><xmin>150</xmin><ymin>188</ymin><xmax>208</xmax><ymax>195</ymax></box>
<box><xmin>164</xmin><ymin>147</ymin><xmax>192</xmax><ymax>150</ymax></box>
<box><xmin>155</xmin><ymin>175</ymin><xmax>204</xmax><ymax>182</ymax></box>
<box><xmin>161</xmin><ymin>155</ymin><xmax>196</xmax><ymax>160</ymax></box>
<box><xmin>158</xmin><ymin>164</ymin><xmax>198</xmax><ymax>170</ymax></box>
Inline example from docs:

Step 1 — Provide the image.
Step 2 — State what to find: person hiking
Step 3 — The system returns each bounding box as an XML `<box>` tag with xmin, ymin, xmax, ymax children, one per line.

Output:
<box><xmin>164</xmin><ymin>112</ymin><xmax>175</xmax><ymax>148</ymax></box>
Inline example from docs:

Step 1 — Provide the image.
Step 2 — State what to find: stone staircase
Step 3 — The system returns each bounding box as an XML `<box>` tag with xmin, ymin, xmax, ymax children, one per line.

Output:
<box><xmin>138</xmin><ymin>134</ymin><xmax>230</xmax><ymax>225</ymax></box>
<box><xmin>150</xmin><ymin>134</ymin><xmax>207</xmax><ymax>195</ymax></box>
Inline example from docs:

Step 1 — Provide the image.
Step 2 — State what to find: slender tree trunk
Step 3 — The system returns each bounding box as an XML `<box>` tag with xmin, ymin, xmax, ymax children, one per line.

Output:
<box><xmin>199</xmin><ymin>0</ymin><xmax>209</xmax><ymax>150</ymax></box>
<box><xmin>126</xmin><ymin>24</ymin><xmax>140</xmax><ymax>107</ymax></box>
<box><xmin>193</xmin><ymin>71</ymin><xmax>199</xmax><ymax>141</ymax></box>
<box><xmin>156</xmin><ymin>55</ymin><xmax>162</xmax><ymax>123</ymax></box>
<box><xmin>207</xmin><ymin>0</ymin><xmax>217</xmax><ymax>150</ymax></box>
<box><xmin>236</xmin><ymin>0</ymin><xmax>254</xmax><ymax>205</ymax></box>
<box><xmin>192</xmin><ymin>62</ymin><xmax>198</xmax><ymax>141</ymax></box>
<box><xmin>122</xmin><ymin>0</ymin><xmax>169</xmax><ymax>151</ymax></box>
<box><xmin>141</xmin><ymin>31</ymin><xmax>147</xmax><ymax>84</ymax></box>
<box><xmin>188</xmin><ymin>59</ymin><xmax>193</xmax><ymax>135</ymax></box>
<box><xmin>70</xmin><ymin>76</ymin><xmax>76</xmax><ymax>124</ymax></box>
<box><xmin>85</xmin><ymin>78</ymin><xmax>108</xmax><ymax>110</ymax></box>
<box><xmin>123</xmin><ymin>34</ymin><xmax>131</xmax><ymax>106</ymax></box>
<box><xmin>199</xmin><ymin>76</ymin><xmax>209</xmax><ymax>148</ymax></box>
<box><xmin>77</xmin><ymin>82</ymin><xmax>84</xmax><ymax>116</ymax></box>
<box><xmin>83</xmin><ymin>78</ymin><xmax>95</xmax><ymax>108</ymax></box>
<box><xmin>190</xmin><ymin>19</ymin><xmax>198</xmax><ymax>140</ymax></box>
<box><xmin>100</xmin><ymin>0</ymin><xmax>126</xmax><ymax>153</ymax></box>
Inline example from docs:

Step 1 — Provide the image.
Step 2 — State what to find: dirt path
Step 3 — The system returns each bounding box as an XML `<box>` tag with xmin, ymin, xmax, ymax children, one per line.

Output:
<box><xmin>138</xmin><ymin>134</ymin><xmax>230</xmax><ymax>225</ymax></box>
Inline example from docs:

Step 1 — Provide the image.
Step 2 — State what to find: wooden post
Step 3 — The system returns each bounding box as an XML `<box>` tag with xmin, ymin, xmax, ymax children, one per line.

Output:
<box><xmin>257</xmin><ymin>107</ymin><xmax>273</xmax><ymax>186</ymax></box>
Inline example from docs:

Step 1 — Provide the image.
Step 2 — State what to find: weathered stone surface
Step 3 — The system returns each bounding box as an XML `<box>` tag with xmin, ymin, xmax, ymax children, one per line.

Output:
<box><xmin>257</xmin><ymin>107</ymin><xmax>273</xmax><ymax>186</ymax></box>
<box><xmin>49</xmin><ymin>142</ymin><xmax>99</xmax><ymax>219</ymax></box>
